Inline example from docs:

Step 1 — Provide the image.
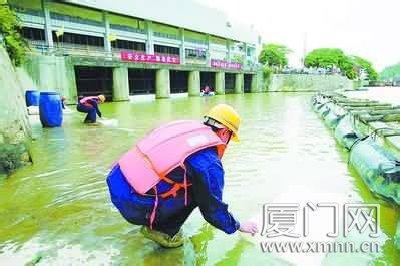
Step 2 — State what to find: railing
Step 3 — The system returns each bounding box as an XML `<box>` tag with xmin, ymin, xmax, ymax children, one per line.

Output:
<box><xmin>153</xmin><ymin>32</ymin><xmax>180</xmax><ymax>40</ymax></box>
<box><xmin>50</xmin><ymin>12</ymin><xmax>103</xmax><ymax>27</ymax></box>
<box><xmin>154</xmin><ymin>52</ymin><xmax>180</xmax><ymax>58</ymax></box>
<box><xmin>185</xmin><ymin>58</ymin><xmax>208</xmax><ymax>66</ymax></box>
<box><xmin>25</xmin><ymin>40</ymin><xmax>259</xmax><ymax>71</ymax></box>
<box><xmin>15</xmin><ymin>10</ymin><xmax>45</xmax><ymax>24</ymax></box>
<box><xmin>26</xmin><ymin>41</ymin><xmax>110</xmax><ymax>58</ymax></box>
<box><xmin>10</xmin><ymin>6</ymin><xmax>43</xmax><ymax>17</ymax></box>
<box><xmin>185</xmin><ymin>38</ymin><xmax>207</xmax><ymax>45</ymax></box>
<box><xmin>110</xmin><ymin>24</ymin><xmax>146</xmax><ymax>35</ymax></box>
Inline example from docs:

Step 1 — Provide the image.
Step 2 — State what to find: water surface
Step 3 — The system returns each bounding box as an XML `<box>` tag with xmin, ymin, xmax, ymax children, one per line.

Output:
<box><xmin>0</xmin><ymin>93</ymin><xmax>398</xmax><ymax>265</ymax></box>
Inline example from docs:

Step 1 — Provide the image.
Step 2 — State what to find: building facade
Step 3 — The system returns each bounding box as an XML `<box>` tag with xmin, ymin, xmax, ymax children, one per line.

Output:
<box><xmin>11</xmin><ymin>0</ymin><xmax>263</xmax><ymax>102</ymax></box>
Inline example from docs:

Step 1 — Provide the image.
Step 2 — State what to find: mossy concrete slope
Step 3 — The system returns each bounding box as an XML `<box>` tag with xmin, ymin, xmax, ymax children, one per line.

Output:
<box><xmin>0</xmin><ymin>45</ymin><xmax>32</xmax><ymax>175</ymax></box>
<box><xmin>21</xmin><ymin>55</ymin><xmax>77</xmax><ymax>104</ymax></box>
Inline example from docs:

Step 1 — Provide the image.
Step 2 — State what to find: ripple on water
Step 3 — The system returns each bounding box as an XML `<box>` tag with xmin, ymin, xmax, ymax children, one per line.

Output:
<box><xmin>0</xmin><ymin>93</ymin><xmax>398</xmax><ymax>264</ymax></box>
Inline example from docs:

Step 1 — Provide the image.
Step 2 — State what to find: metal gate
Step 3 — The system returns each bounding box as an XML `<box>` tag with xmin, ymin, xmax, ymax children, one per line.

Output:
<box><xmin>244</xmin><ymin>74</ymin><xmax>252</xmax><ymax>93</ymax></box>
<box><xmin>225</xmin><ymin>73</ymin><xmax>235</xmax><ymax>94</ymax></box>
<box><xmin>200</xmin><ymin>72</ymin><xmax>216</xmax><ymax>91</ymax></box>
<box><xmin>74</xmin><ymin>66</ymin><xmax>113</xmax><ymax>100</ymax></box>
<box><xmin>170</xmin><ymin>70</ymin><xmax>188</xmax><ymax>93</ymax></box>
<box><xmin>128</xmin><ymin>69</ymin><xmax>156</xmax><ymax>95</ymax></box>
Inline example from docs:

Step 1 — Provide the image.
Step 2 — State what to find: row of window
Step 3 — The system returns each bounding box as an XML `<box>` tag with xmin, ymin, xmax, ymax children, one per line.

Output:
<box><xmin>21</xmin><ymin>27</ymin><xmax>241</xmax><ymax>59</ymax></box>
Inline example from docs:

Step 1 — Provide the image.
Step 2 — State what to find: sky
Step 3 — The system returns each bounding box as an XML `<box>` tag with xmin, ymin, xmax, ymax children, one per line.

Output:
<box><xmin>198</xmin><ymin>0</ymin><xmax>399</xmax><ymax>71</ymax></box>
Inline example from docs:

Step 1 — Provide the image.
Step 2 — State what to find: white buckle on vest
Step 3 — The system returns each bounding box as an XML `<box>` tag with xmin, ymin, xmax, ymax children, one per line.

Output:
<box><xmin>187</xmin><ymin>135</ymin><xmax>209</xmax><ymax>147</ymax></box>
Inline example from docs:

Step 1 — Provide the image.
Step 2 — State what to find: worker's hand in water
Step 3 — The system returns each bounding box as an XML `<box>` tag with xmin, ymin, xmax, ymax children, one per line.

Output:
<box><xmin>239</xmin><ymin>221</ymin><xmax>258</xmax><ymax>235</ymax></box>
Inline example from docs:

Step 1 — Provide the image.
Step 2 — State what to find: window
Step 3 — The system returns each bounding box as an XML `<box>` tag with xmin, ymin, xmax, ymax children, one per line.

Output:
<box><xmin>154</xmin><ymin>44</ymin><xmax>179</xmax><ymax>55</ymax></box>
<box><xmin>185</xmin><ymin>48</ymin><xmax>206</xmax><ymax>59</ymax></box>
<box><xmin>21</xmin><ymin>27</ymin><xmax>45</xmax><ymax>41</ymax></box>
<box><xmin>111</xmin><ymin>39</ymin><xmax>145</xmax><ymax>51</ymax></box>
<box><xmin>52</xmin><ymin>31</ymin><xmax>104</xmax><ymax>47</ymax></box>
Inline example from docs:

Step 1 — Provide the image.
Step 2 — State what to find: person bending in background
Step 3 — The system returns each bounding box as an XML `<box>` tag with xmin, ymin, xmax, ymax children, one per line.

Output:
<box><xmin>61</xmin><ymin>96</ymin><xmax>67</xmax><ymax>109</ymax></box>
<box><xmin>76</xmin><ymin>94</ymin><xmax>105</xmax><ymax>123</ymax></box>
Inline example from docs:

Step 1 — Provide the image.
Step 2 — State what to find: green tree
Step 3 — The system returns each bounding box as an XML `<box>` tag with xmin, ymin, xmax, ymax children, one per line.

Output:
<box><xmin>262</xmin><ymin>65</ymin><xmax>272</xmax><ymax>80</ymax></box>
<box><xmin>0</xmin><ymin>0</ymin><xmax>27</xmax><ymax>66</ymax></box>
<box><xmin>380</xmin><ymin>63</ymin><xmax>400</xmax><ymax>81</ymax></box>
<box><xmin>258</xmin><ymin>43</ymin><xmax>291</xmax><ymax>67</ymax></box>
<box><xmin>352</xmin><ymin>56</ymin><xmax>378</xmax><ymax>80</ymax></box>
<box><xmin>305</xmin><ymin>48</ymin><xmax>361</xmax><ymax>79</ymax></box>
<box><xmin>304</xmin><ymin>48</ymin><xmax>346</xmax><ymax>68</ymax></box>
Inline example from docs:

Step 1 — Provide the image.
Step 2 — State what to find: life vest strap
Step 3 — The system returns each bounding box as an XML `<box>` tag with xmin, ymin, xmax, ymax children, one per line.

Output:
<box><xmin>160</xmin><ymin>182</ymin><xmax>192</xmax><ymax>199</ymax></box>
<box><xmin>149</xmin><ymin>186</ymin><xmax>158</xmax><ymax>230</ymax></box>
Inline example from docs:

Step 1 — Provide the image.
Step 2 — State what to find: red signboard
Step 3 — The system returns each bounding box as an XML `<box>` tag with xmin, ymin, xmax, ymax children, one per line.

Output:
<box><xmin>211</xmin><ymin>59</ymin><xmax>242</xmax><ymax>70</ymax></box>
<box><xmin>120</xmin><ymin>51</ymin><xmax>180</xmax><ymax>64</ymax></box>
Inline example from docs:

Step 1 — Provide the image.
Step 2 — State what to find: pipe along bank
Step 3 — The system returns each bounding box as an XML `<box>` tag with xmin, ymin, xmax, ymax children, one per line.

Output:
<box><xmin>312</xmin><ymin>92</ymin><xmax>400</xmax><ymax>249</ymax></box>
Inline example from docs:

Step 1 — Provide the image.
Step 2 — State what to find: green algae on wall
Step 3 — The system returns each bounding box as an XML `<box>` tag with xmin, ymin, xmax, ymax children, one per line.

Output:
<box><xmin>0</xmin><ymin>44</ymin><xmax>31</xmax><ymax>174</ymax></box>
<box><xmin>185</xmin><ymin>30</ymin><xmax>207</xmax><ymax>41</ymax></box>
<box><xmin>108</xmin><ymin>13</ymin><xmax>144</xmax><ymax>29</ymax></box>
<box><xmin>153</xmin><ymin>22</ymin><xmax>179</xmax><ymax>36</ymax></box>
<box><xmin>210</xmin><ymin>35</ymin><xmax>226</xmax><ymax>46</ymax></box>
<box><xmin>48</xmin><ymin>2</ymin><xmax>103</xmax><ymax>22</ymax></box>
<box><xmin>8</xmin><ymin>0</ymin><xmax>41</xmax><ymax>11</ymax></box>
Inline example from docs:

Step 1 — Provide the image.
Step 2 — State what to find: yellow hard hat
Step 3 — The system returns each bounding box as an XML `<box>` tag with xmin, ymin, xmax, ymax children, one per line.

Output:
<box><xmin>205</xmin><ymin>103</ymin><xmax>241</xmax><ymax>142</ymax></box>
<box><xmin>98</xmin><ymin>94</ymin><xmax>106</xmax><ymax>103</ymax></box>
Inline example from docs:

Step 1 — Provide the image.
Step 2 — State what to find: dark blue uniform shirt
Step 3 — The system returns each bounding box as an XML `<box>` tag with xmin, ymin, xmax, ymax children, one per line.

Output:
<box><xmin>107</xmin><ymin>147</ymin><xmax>240</xmax><ymax>236</ymax></box>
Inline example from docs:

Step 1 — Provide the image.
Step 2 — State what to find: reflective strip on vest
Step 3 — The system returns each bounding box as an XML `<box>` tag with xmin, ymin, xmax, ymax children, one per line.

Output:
<box><xmin>118</xmin><ymin>120</ymin><xmax>226</xmax><ymax>194</ymax></box>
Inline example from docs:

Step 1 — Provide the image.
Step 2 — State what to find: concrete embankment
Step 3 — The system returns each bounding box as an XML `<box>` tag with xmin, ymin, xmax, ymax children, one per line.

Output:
<box><xmin>312</xmin><ymin>92</ymin><xmax>400</xmax><ymax>249</ymax></box>
<box><xmin>0</xmin><ymin>44</ymin><xmax>32</xmax><ymax>175</ymax></box>
<box><xmin>269</xmin><ymin>74</ymin><xmax>355</xmax><ymax>92</ymax></box>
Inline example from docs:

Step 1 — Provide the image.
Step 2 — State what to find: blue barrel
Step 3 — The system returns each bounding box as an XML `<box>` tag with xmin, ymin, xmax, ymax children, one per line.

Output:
<box><xmin>39</xmin><ymin>92</ymin><xmax>63</xmax><ymax>127</ymax></box>
<box><xmin>25</xmin><ymin>90</ymin><xmax>40</xmax><ymax>107</ymax></box>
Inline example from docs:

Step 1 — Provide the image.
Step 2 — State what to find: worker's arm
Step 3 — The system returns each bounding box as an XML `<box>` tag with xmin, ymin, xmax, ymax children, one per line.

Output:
<box><xmin>186</xmin><ymin>148</ymin><xmax>240</xmax><ymax>234</ymax></box>
<box><xmin>88</xmin><ymin>99</ymin><xmax>102</xmax><ymax>117</ymax></box>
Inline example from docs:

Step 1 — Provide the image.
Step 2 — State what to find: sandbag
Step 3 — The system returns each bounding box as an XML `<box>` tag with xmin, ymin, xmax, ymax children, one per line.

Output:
<box><xmin>349</xmin><ymin>138</ymin><xmax>400</xmax><ymax>205</ymax></box>
<box><xmin>395</xmin><ymin>219</ymin><xmax>400</xmax><ymax>249</ymax></box>
<box><xmin>334</xmin><ymin>115</ymin><xmax>359</xmax><ymax>150</ymax></box>
<box><xmin>324</xmin><ymin>110</ymin><xmax>344</xmax><ymax>129</ymax></box>
<box><xmin>318</xmin><ymin>102</ymin><xmax>335</xmax><ymax>117</ymax></box>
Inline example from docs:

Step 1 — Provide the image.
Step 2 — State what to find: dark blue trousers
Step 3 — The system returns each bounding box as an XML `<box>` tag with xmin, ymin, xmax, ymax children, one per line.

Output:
<box><xmin>77</xmin><ymin>104</ymin><xmax>97</xmax><ymax>122</ymax></box>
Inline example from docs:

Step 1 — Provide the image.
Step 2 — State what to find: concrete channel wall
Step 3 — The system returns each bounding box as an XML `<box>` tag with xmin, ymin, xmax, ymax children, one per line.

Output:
<box><xmin>0</xmin><ymin>45</ymin><xmax>32</xmax><ymax>176</ymax></box>
<box><xmin>269</xmin><ymin>74</ymin><xmax>354</xmax><ymax>92</ymax></box>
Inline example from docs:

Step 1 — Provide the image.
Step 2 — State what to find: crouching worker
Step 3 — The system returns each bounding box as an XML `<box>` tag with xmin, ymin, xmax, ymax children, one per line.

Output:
<box><xmin>106</xmin><ymin>104</ymin><xmax>258</xmax><ymax>248</ymax></box>
<box><xmin>76</xmin><ymin>95</ymin><xmax>105</xmax><ymax>123</ymax></box>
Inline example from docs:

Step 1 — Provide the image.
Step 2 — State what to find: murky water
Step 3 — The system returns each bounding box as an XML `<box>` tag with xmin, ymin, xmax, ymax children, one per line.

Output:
<box><xmin>0</xmin><ymin>93</ymin><xmax>398</xmax><ymax>265</ymax></box>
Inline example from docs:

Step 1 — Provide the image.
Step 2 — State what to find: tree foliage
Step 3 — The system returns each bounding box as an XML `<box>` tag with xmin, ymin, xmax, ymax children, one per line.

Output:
<box><xmin>380</xmin><ymin>63</ymin><xmax>400</xmax><ymax>81</ymax></box>
<box><xmin>258</xmin><ymin>43</ymin><xmax>291</xmax><ymax>67</ymax></box>
<box><xmin>0</xmin><ymin>0</ymin><xmax>27</xmax><ymax>66</ymax></box>
<box><xmin>263</xmin><ymin>65</ymin><xmax>272</xmax><ymax>80</ymax></box>
<box><xmin>305</xmin><ymin>48</ymin><xmax>377</xmax><ymax>80</ymax></box>
<box><xmin>352</xmin><ymin>56</ymin><xmax>378</xmax><ymax>81</ymax></box>
<box><xmin>304</xmin><ymin>48</ymin><xmax>346</xmax><ymax>69</ymax></box>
